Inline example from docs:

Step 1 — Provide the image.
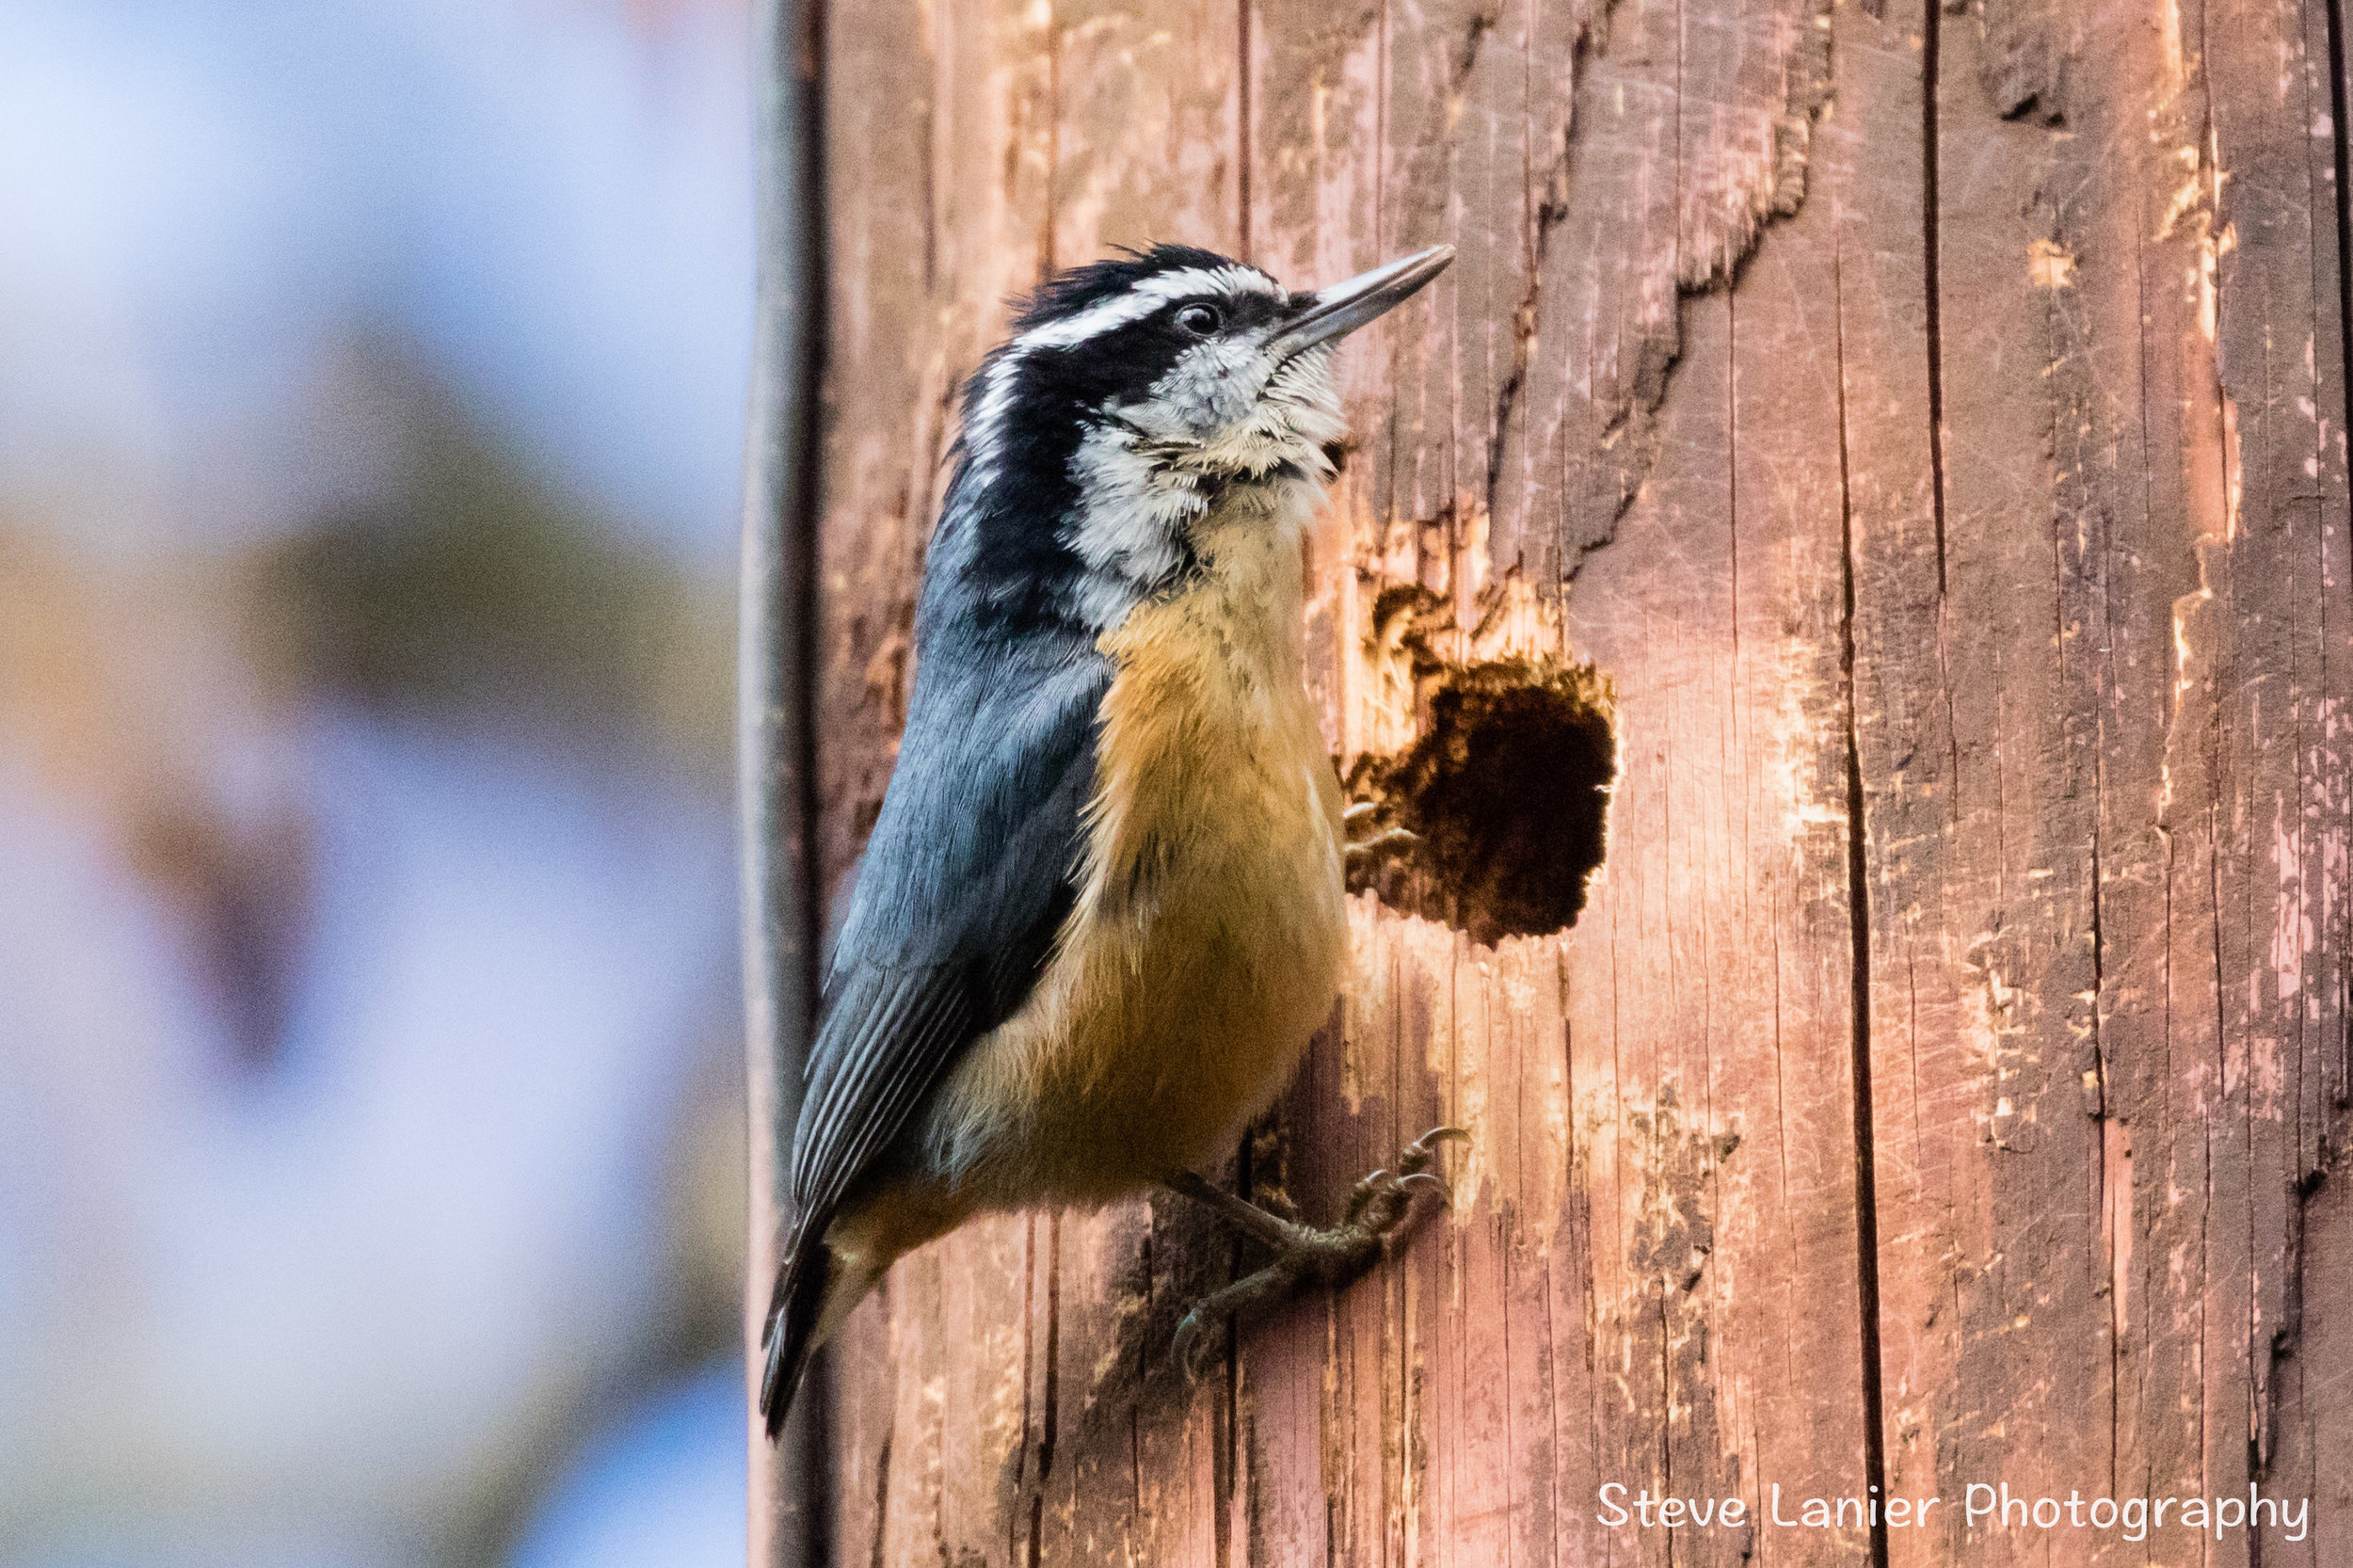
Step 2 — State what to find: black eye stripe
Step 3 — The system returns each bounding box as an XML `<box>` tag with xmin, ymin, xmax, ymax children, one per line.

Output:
<box><xmin>1184</xmin><ymin>294</ymin><xmax>1284</xmax><ymax>332</ymax></box>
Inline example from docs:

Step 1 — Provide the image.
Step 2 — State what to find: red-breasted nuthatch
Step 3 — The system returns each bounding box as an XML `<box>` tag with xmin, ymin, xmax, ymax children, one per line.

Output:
<box><xmin>761</xmin><ymin>242</ymin><xmax>1460</xmax><ymax>1435</ymax></box>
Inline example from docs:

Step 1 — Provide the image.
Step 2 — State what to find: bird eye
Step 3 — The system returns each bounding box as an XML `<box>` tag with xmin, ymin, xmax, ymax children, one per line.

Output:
<box><xmin>1174</xmin><ymin>302</ymin><xmax>1223</xmax><ymax>336</ymax></box>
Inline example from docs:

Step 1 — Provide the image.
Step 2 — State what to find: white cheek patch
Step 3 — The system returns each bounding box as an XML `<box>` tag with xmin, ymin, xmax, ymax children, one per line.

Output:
<box><xmin>1065</xmin><ymin>424</ymin><xmax>1205</xmax><ymax>627</ymax></box>
<box><xmin>1064</xmin><ymin>349</ymin><xmax>1345</xmax><ymax>628</ymax></box>
<box><xmin>1187</xmin><ymin>346</ymin><xmax>1345</xmax><ymax>479</ymax></box>
<box><xmin>1144</xmin><ymin>339</ymin><xmax>1267</xmax><ymax>439</ymax></box>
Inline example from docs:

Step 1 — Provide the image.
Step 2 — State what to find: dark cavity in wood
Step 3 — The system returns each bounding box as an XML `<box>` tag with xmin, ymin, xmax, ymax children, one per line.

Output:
<box><xmin>1348</xmin><ymin>657</ymin><xmax>1615</xmax><ymax>946</ymax></box>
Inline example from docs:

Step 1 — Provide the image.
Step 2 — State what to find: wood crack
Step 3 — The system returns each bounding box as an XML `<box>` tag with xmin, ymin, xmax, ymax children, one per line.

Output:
<box><xmin>1922</xmin><ymin>0</ymin><xmax>1948</xmax><ymax>599</ymax></box>
<box><xmin>1832</xmin><ymin>233</ymin><xmax>1894</xmax><ymax>1568</ymax></box>
<box><xmin>1559</xmin><ymin>0</ymin><xmax>1836</xmax><ymax>586</ymax></box>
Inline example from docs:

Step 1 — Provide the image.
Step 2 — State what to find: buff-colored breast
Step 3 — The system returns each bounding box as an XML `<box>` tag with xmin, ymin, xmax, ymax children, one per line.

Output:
<box><xmin>924</xmin><ymin>484</ymin><xmax>1347</xmax><ymax>1208</ymax></box>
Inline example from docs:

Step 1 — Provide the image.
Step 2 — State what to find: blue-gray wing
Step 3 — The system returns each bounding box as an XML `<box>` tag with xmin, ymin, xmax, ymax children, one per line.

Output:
<box><xmin>762</xmin><ymin>632</ymin><xmax>1105</xmax><ymax>1432</ymax></box>
<box><xmin>786</xmin><ymin>634</ymin><xmax>1109</xmax><ymax>1235</ymax></box>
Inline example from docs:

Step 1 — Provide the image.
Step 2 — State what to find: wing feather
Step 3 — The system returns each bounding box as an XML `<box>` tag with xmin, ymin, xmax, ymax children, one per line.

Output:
<box><xmin>760</xmin><ymin>632</ymin><xmax>1108</xmax><ymax>1428</ymax></box>
<box><xmin>787</xmin><ymin>647</ymin><xmax>1104</xmax><ymax>1217</ymax></box>
<box><xmin>762</xmin><ymin>458</ymin><xmax>1111</xmax><ymax>1421</ymax></box>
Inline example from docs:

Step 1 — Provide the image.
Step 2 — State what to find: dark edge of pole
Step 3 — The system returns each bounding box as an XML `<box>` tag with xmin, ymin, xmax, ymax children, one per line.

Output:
<box><xmin>741</xmin><ymin>0</ymin><xmax>829</xmax><ymax>1563</ymax></box>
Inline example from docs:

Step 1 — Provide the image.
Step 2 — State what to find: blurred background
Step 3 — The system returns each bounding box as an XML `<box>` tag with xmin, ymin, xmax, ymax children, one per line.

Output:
<box><xmin>0</xmin><ymin>0</ymin><xmax>758</xmax><ymax>1562</ymax></box>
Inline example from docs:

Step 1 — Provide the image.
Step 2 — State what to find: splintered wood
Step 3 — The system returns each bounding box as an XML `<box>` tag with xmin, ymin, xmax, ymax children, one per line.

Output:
<box><xmin>808</xmin><ymin>1</ymin><xmax>2353</xmax><ymax>1562</ymax></box>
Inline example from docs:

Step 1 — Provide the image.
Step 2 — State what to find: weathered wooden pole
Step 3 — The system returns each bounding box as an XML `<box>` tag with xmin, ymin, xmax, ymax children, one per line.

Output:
<box><xmin>742</xmin><ymin>0</ymin><xmax>828</xmax><ymax>1562</ymax></box>
<box><xmin>792</xmin><ymin>0</ymin><xmax>2353</xmax><ymax>1562</ymax></box>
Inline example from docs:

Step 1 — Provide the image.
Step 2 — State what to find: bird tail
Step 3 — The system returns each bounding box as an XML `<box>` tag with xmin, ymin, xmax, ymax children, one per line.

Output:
<box><xmin>759</xmin><ymin>1223</ymin><xmax>832</xmax><ymax>1440</ymax></box>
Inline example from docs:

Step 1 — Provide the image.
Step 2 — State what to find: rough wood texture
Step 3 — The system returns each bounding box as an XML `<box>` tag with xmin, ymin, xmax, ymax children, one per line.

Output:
<box><xmin>808</xmin><ymin>0</ymin><xmax>2353</xmax><ymax>1560</ymax></box>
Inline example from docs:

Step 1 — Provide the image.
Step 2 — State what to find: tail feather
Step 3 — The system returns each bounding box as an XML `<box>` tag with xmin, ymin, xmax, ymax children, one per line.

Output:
<box><xmin>759</xmin><ymin>1226</ymin><xmax>832</xmax><ymax>1440</ymax></box>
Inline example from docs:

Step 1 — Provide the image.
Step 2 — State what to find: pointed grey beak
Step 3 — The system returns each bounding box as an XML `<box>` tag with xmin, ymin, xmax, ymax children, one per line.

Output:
<box><xmin>1268</xmin><ymin>244</ymin><xmax>1454</xmax><ymax>360</ymax></box>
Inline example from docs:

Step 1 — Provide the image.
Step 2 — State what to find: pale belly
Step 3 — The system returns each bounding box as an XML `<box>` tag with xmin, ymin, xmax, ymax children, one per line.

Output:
<box><xmin>918</xmin><ymin>519</ymin><xmax>1348</xmax><ymax>1207</ymax></box>
<box><xmin>991</xmin><ymin>771</ymin><xmax>1345</xmax><ymax>1202</ymax></box>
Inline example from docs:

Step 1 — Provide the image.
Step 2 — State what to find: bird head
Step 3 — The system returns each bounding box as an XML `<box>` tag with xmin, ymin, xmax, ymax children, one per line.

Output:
<box><xmin>936</xmin><ymin>243</ymin><xmax>1453</xmax><ymax>634</ymax></box>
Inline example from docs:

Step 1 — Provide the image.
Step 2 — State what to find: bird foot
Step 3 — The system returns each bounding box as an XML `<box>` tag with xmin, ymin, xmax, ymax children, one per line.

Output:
<box><xmin>1168</xmin><ymin>1127</ymin><xmax>1468</xmax><ymax>1382</ymax></box>
<box><xmin>1343</xmin><ymin>826</ymin><xmax>1422</xmax><ymax>865</ymax></box>
<box><xmin>1340</xmin><ymin>801</ymin><xmax>1421</xmax><ymax>868</ymax></box>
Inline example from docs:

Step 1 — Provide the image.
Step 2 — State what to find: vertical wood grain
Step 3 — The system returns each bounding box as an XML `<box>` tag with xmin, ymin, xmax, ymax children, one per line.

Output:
<box><xmin>1834</xmin><ymin>4</ymin><xmax>2353</xmax><ymax>1564</ymax></box>
<box><xmin>803</xmin><ymin>1</ymin><xmax>2353</xmax><ymax>1561</ymax></box>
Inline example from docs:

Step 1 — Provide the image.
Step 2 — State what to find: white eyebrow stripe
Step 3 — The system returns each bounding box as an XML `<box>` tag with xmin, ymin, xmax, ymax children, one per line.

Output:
<box><xmin>1013</xmin><ymin>265</ymin><xmax>1281</xmax><ymax>351</ymax></box>
<box><xmin>964</xmin><ymin>353</ymin><xmax>1025</xmax><ymax>477</ymax></box>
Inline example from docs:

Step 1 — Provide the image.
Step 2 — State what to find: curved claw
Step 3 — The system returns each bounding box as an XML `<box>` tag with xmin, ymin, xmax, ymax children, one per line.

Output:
<box><xmin>1172</xmin><ymin>1310</ymin><xmax>1220</xmax><ymax>1384</ymax></box>
<box><xmin>1402</xmin><ymin>1126</ymin><xmax>1471</xmax><ymax>1166</ymax></box>
<box><xmin>1164</xmin><ymin>1132</ymin><xmax>1468</xmax><ymax>1372</ymax></box>
<box><xmin>1394</xmin><ymin>1171</ymin><xmax>1451</xmax><ymax>1206</ymax></box>
<box><xmin>1342</xmin><ymin>1167</ymin><xmax>1393</xmax><ymax>1221</ymax></box>
<box><xmin>1343</xmin><ymin>801</ymin><xmax>1381</xmax><ymax>826</ymax></box>
<box><xmin>1344</xmin><ymin>827</ymin><xmax>1423</xmax><ymax>865</ymax></box>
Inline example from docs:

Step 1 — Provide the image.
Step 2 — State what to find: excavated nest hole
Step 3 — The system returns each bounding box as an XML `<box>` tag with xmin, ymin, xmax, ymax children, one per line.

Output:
<box><xmin>1346</xmin><ymin>658</ymin><xmax>1615</xmax><ymax>946</ymax></box>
